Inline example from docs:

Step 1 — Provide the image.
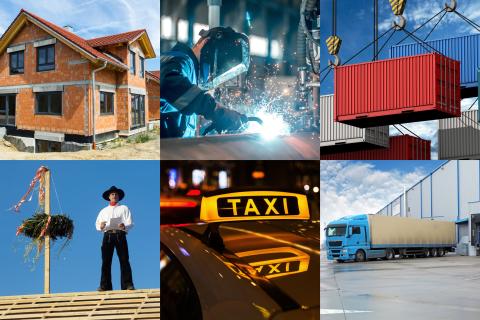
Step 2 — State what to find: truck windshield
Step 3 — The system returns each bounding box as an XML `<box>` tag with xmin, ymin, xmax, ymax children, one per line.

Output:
<box><xmin>327</xmin><ymin>226</ymin><xmax>346</xmax><ymax>236</ymax></box>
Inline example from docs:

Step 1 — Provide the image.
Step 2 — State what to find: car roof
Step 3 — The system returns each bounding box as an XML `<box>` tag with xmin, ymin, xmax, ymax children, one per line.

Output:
<box><xmin>161</xmin><ymin>220</ymin><xmax>319</xmax><ymax>319</ymax></box>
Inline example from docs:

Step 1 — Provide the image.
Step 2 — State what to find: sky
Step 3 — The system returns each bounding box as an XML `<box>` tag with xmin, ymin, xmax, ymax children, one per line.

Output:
<box><xmin>320</xmin><ymin>0</ymin><xmax>480</xmax><ymax>158</ymax></box>
<box><xmin>320</xmin><ymin>160</ymin><xmax>446</xmax><ymax>244</ymax></box>
<box><xmin>0</xmin><ymin>161</ymin><xmax>160</xmax><ymax>296</ymax></box>
<box><xmin>0</xmin><ymin>0</ymin><xmax>160</xmax><ymax>70</ymax></box>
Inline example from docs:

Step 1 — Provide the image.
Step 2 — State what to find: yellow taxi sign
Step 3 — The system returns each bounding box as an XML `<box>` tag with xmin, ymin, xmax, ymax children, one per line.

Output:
<box><xmin>200</xmin><ymin>191</ymin><xmax>310</xmax><ymax>222</ymax></box>
<box><xmin>236</xmin><ymin>247</ymin><xmax>310</xmax><ymax>279</ymax></box>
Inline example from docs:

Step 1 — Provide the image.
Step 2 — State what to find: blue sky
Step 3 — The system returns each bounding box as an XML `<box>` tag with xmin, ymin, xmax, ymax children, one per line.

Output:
<box><xmin>320</xmin><ymin>160</ymin><xmax>446</xmax><ymax>242</ymax></box>
<box><xmin>0</xmin><ymin>0</ymin><xmax>160</xmax><ymax>70</ymax></box>
<box><xmin>0</xmin><ymin>161</ymin><xmax>159</xmax><ymax>296</ymax></box>
<box><xmin>320</xmin><ymin>0</ymin><xmax>480</xmax><ymax>157</ymax></box>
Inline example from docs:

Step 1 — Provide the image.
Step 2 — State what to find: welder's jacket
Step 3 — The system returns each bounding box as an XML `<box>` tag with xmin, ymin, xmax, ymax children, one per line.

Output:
<box><xmin>160</xmin><ymin>43</ymin><xmax>217</xmax><ymax>138</ymax></box>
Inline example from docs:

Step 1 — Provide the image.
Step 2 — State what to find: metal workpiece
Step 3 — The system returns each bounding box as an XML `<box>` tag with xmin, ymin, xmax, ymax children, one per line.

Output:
<box><xmin>439</xmin><ymin>110</ymin><xmax>480</xmax><ymax>160</ymax></box>
<box><xmin>160</xmin><ymin>132</ymin><xmax>319</xmax><ymax>160</ymax></box>
<box><xmin>320</xmin><ymin>95</ymin><xmax>389</xmax><ymax>150</ymax></box>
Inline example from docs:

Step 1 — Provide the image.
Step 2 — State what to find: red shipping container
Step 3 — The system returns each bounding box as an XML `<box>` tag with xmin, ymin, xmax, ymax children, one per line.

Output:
<box><xmin>320</xmin><ymin>135</ymin><xmax>431</xmax><ymax>160</ymax></box>
<box><xmin>334</xmin><ymin>53</ymin><xmax>461</xmax><ymax>128</ymax></box>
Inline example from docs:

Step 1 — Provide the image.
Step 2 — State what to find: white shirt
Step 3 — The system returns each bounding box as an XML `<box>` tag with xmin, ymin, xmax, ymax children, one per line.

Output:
<box><xmin>95</xmin><ymin>204</ymin><xmax>133</xmax><ymax>232</ymax></box>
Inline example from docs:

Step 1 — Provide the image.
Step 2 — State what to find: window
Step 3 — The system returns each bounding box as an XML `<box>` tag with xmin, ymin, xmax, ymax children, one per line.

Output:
<box><xmin>160</xmin><ymin>245</ymin><xmax>202</xmax><ymax>320</ymax></box>
<box><xmin>10</xmin><ymin>51</ymin><xmax>24</xmax><ymax>74</ymax></box>
<box><xmin>100</xmin><ymin>92</ymin><xmax>114</xmax><ymax>115</ymax></box>
<box><xmin>130</xmin><ymin>94</ymin><xmax>145</xmax><ymax>129</ymax></box>
<box><xmin>36</xmin><ymin>92</ymin><xmax>62</xmax><ymax>115</ymax></box>
<box><xmin>140</xmin><ymin>57</ymin><xmax>145</xmax><ymax>78</ymax></box>
<box><xmin>37</xmin><ymin>45</ymin><xmax>55</xmax><ymax>71</ymax></box>
<box><xmin>130</xmin><ymin>50</ymin><xmax>136</xmax><ymax>75</ymax></box>
<box><xmin>352</xmin><ymin>226</ymin><xmax>361</xmax><ymax>235</ymax></box>
<box><xmin>0</xmin><ymin>95</ymin><xmax>16</xmax><ymax>126</ymax></box>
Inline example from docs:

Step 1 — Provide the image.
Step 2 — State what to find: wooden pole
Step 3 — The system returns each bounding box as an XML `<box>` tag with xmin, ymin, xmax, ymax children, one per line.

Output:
<box><xmin>44</xmin><ymin>170</ymin><xmax>50</xmax><ymax>294</ymax></box>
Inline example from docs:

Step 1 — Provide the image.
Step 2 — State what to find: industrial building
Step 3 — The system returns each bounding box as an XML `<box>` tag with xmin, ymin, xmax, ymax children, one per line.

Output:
<box><xmin>160</xmin><ymin>0</ymin><xmax>320</xmax><ymax>160</ymax></box>
<box><xmin>377</xmin><ymin>160</ymin><xmax>480</xmax><ymax>256</ymax></box>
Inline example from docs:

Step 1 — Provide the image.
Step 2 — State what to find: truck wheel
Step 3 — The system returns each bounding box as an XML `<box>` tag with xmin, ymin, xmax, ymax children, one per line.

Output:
<box><xmin>431</xmin><ymin>248</ymin><xmax>438</xmax><ymax>257</ymax></box>
<box><xmin>438</xmin><ymin>248</ymin><xmax>445</xmax><ymax>256</ymax></box>
<box><xmin>355</xmin><ymin>250</ymin><xmax>366</xmax><ymax>262</ymax></box>
<box><xmin>424</xmin><ymin>249</ymin><xmax>431</xmax><ymax>257</ymax></box>
<box><xmin>337</xmin><ymin>259</ymin><xmax>345</xmax><ymax>263</ymax></box>
<box><xmin>385</xmin><ymin>249</ymin><xmax>395</xmax><ymax>260</ymax></box>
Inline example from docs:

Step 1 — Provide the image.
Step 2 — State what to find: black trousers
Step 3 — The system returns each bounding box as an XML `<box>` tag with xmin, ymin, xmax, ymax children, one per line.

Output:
<box><xmin>100</xmin><ymin>231</ymin><xmax>134</xmax><ymax>290</ymax></box>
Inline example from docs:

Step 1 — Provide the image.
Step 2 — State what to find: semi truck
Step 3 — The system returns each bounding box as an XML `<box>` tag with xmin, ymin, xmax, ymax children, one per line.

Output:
<box><xmin>325</xmin><ymin>214</ymin><xmax>456</xmax><ymax>262</ymax></box>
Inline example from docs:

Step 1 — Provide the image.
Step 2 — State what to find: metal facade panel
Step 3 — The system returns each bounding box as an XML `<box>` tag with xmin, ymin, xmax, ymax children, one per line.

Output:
<box><xmin>390</xmin><ymin>34</ymin><xmax>480</xmax><ymax>88</ymax></box>
<box><xmin>368</xmin><ymin>215</ymin><xmax>456</xmax><ymax>246</ymax></box>
<box><xmin>320</xmin><ymin>94</ymin><xmax>389</xmax><ymax>148</ymax></box>
<box><xmin>334</xmin><ymin>53</ymin><xmax>461</xmax><ymax>127</ymax></box>
<box><xmin>431</xmin><ymin>162</ymin><xmax>458</xmax><ymax>221</ymax></box>
<box><xmin>320</xmin><ymin>135</ymin><xmax>431</xmax><ymax>160</ymax></box>
<box><xmin>392</xmin><ymin>197</ymin><xmax>401</xmax><ymax>216</ymax></box>
<box><xmin>421</xmin><ymin>177</ymin><xmax>432</xmax><ymax>219</ymax></box>
<box><xmin>459</xmin><ymin>161</ymin><xmax>480</xmax><ymax>219</ymax></box>
<box><xmin>406</xmin><ymin>184</ymin><xmax>421</xmax><ymax>219</ymax></box>
<box><xmin>438</xmin><ymin>110</ymin><xmax>480</xmax><ymax>159</ymax></box>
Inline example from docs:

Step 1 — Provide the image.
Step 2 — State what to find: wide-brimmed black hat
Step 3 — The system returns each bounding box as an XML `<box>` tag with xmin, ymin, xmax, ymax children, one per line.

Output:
<box><xmin>102</xmin><ymin>186</ymin><xmax>125</xmax><ymax>201</ymax></box>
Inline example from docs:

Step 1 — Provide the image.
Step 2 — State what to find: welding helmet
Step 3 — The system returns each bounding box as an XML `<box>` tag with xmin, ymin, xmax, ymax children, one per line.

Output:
<box><xmin>197</xmin><ymin>27</ymin><xmax>250</xmax><ymax>90</ymax></box>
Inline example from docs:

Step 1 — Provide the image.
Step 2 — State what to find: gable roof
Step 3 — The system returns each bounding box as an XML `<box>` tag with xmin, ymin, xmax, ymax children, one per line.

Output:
<box><xmin>87</xmin><ymin>29</ymin><xmax>145</xmax><ymax>47</ymax></box>
<box><xmin>146</xmin><ymin>70</ymin><xmax>160</xmax><ymax>83</ymax></box>
<box><xmin>87</xmin><ymin>29</ymin><xmax>156</xmax><ymax>58</ymax></box>
<box><xmin>0</xmin><ymin>9</ymin><xmax>156</xmax><ymax>70</ymax></box>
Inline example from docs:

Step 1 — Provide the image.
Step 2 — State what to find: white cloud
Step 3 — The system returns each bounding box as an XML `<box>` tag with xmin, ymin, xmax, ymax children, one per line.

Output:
<box><xmin>320</xmin><ymin>161</ymin><xmax>427</xmax><ymax>243</ymax></box>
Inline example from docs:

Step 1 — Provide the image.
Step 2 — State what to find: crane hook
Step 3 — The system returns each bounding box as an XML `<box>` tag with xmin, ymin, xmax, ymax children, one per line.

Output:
<box><xmin>445</xmin><ymin>0</ymin><xmax>457</xmax><ymax>12</ymax></box>
<box><xmin>328</xmin><ymin>55</ymin><xmax>341</xmax><ymax>67</ymax></box>
<box><xmin>392</xmin><ymin>15</ymin><xmax>406</xmax><ymax>30</ymax></box>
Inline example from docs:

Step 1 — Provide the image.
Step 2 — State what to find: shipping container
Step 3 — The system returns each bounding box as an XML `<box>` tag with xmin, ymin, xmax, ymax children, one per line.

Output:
<box><xmin>320</xmin><ymin>135</ymin><xmax>431</xmax><ymax>160</ymax></box>
<box><xmin>320</xmin><ymin>94</ymin><xmax>389</xmax><ymax>152</ymax></box>
<box><xmin>438</xmin><ymin>110</ymin><xmax>480</xmax><ymax>159</ymax></box>
<box><xmin>334</xmin><ymin>53</ymin><xmax>461</xmax><ymax>128</ymax></box>
<box><xmin>390</xmin><ymin>34</ymin><xmax>480</xmax><ymax>98</ymax></box>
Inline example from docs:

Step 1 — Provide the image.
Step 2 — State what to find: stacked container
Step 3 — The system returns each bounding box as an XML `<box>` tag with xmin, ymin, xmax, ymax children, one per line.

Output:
<box><xmin>320</xmin><ymin>135</ymin><xmax>431</xmax><ymax>160</ymax></box>
<box><xmin>438</xmin><ymin>110</ymin><xmax>480</xmax><ymax>159</ymax></box>
<box><xmin>320</xmin><ymin>94</ymin><xmax>389</xmax><ymax>153</ymax></box>
<box><xmin>390</xmin><ymin>34</ymin><xmax>480</xmax><ymax>98</ymax></box>
<box><xmin>334</xmin><ymin>53</ymin><xmax>461</xmax><ymax>128</ymax></box>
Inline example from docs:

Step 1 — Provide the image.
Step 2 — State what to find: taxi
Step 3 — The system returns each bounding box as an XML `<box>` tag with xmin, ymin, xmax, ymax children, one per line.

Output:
<box><xmin>160</xmin><ymin>189</ymin><xmax>320</xmax><ymax>320</ymax></box>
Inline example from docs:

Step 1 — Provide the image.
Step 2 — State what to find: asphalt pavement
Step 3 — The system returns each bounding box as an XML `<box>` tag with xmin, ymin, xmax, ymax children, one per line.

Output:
<box><xmin>321</xmin><ymin>252</ymin><xmax>480</xmax><ymax>320</ymax></box>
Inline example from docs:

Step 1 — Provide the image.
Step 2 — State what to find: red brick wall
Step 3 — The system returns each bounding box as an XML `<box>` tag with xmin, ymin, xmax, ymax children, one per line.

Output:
<box><xmin>0</xmin><ymin>21</ymin><xmax>151</xmax><ymax>136</ymax></box>
<box><xmin>0</xmin><ymin>22</ymin><xmax>90</xmax><ymax>85</ymax></box>
<box><xmin>16</xmin><ymin>86</ymin><xmax>86</xmax><ymax>135</ymax></box>
<box><xmin>147</xmin><ymin>78</ymin><xmax>159</xmax><ymax>121</ymax></box>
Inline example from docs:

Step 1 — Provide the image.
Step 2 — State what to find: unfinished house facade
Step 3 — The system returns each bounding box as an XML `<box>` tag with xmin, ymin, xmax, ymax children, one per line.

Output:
<box><xmin>0</xmin><ymin>10</ymin><xmax>156</xmax><ymax>152</ymax></box>
<box><xmin>146</xmin><ymin>70</ymin><xmax>160</xmax><ymax>126</ymax></box>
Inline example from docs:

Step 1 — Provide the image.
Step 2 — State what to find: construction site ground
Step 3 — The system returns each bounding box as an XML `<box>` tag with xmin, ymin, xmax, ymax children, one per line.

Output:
<box><xmin>0</xmin><ymin>135</ymin><xmax>160</xmax><ymax>160</ymax></box>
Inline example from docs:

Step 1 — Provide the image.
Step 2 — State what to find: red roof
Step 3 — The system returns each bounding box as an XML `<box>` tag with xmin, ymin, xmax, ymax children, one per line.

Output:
<box><xmin>19</xmin><ymin>9</ymin><xmax>128</xmax><ymax>69</ymax></box>
<box><xmin>146</xmin><ymin>71</ymin><xmax>160</xmax><ymax>81</ymax></box>
<box><xmin>87</xmin><ymin>29</ymin><xmax>146</xmax><ymax>47</ymax></box>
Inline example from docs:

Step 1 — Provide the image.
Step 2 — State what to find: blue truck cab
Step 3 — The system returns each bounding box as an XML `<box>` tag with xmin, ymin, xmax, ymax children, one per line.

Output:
<box><xmin>325</xmin><ymin>214</ymin><xmax>373</xmax><ymax>262</ymax></box>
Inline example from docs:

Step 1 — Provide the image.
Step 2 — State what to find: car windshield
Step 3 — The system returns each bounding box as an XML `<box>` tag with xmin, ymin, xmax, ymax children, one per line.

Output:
<box><xmin>326</xmin><ymin>226</ymin><xmax>346</xmax><ymax>236</ymax></box>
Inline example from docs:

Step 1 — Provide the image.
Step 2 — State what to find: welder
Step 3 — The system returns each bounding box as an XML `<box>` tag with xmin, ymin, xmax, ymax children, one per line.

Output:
<box><xmin>160</xmin><ymin>27</ymin><xmax>250</xmax><ymax>138</ymax></box>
